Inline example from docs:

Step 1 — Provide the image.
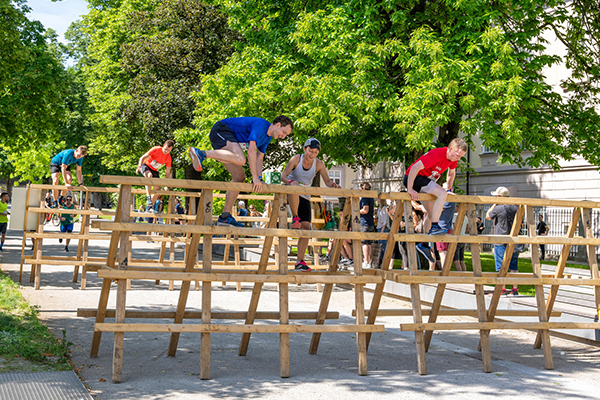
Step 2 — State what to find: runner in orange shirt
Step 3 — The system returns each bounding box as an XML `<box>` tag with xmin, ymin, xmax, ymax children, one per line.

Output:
<box><xmin>136</xmin><ymin>140</ymin><xmax>174</xmax><ymax>207</ymax></box>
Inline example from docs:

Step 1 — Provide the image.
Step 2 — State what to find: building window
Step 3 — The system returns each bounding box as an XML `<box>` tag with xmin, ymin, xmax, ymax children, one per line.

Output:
<box><xmin>328</xmin><ymin>170</ymin><xmax>342</xmax><ymax>186</ymax></box>
<box><xmin>481</xmin><ymin>145</ymin><xmax>495</xmax><ymax>154</ymax></box>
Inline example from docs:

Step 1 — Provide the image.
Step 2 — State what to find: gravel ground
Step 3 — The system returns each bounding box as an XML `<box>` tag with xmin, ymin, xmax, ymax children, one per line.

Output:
<box><xmin>1</xmin><ymin>227</ymin><xmax>600</xmax><ymax>400</ymax></box>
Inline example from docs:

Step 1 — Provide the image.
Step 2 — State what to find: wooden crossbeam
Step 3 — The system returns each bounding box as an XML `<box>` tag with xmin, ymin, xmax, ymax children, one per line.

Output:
<box><xmin>77</xmin><ymin>309</ymin><xmax>340</xmax><ymax>320</ymax></box>
<box><xmin>95</xmin><ymin>323</ymin><xmax>386</xmax><ymax>334</ymax></box>
<box><xmin>353</xmin><ymin>309</ymin><xmax>562</xmax><ymax>317</ymax></box>
<box><xmin>401</xmin><ymin>322</ymin><xmax>600</xmax><ymax>331</ymax></box>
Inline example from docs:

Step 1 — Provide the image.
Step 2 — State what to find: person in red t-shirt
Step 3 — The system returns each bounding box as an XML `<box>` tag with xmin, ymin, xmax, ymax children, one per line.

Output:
<box><xmin>136</xmin><ymin>140</ymin><xmax>174</xmax><ymax>207</ymax></box>
<box><xmin>403</xmin><ymin>138</ymin><xmax>467</xmax><ymax>263</ymax></box>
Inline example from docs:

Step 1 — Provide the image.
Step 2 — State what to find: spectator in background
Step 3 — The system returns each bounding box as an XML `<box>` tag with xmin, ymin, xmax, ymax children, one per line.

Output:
<box><xmin>359</xmin><ymin>182</ymin><xmax>375</xmax><ymax>268</ymax></box>
<box><xmin>476</xmin><ymin>216</ymin><xmax>484</xmax><ymax>235</ymax></box>
<box><xmin>537</xmin><ymin>214</ymin><xmax>549</xmax><ymax>260</ymax></box>
<box><xmin>0</xmin><ymin>192</ymin><xmax>9</xmax><ymax>251</ymax></box>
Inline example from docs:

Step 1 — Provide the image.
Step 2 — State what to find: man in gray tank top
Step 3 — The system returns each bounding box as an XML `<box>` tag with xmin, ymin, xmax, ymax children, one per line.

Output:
<box><xmin>281</xmin><ymin>138</ymin><xmax>341</xmax><ymax>271</ymax></box>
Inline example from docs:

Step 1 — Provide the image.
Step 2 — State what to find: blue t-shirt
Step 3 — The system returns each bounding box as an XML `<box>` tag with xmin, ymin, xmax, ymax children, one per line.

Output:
<box><xmin>51</xmin><ymin>150</ymin><xmax>83</xmax><ymax>167</ymax></box>
<box><xmin>220</xmin><ymin>117</ymin><xmax>273</xmax><ymax>154</ymax></box>
<box><xmin>360</xmin><ymin>197</ymin><xmax>375</xmax><ymax>226</ymax></box>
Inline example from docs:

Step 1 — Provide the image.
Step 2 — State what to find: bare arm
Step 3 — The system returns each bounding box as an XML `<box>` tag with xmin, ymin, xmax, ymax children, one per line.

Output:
<box><xmin>486</xmin><ymin>204</ymin><xmax>497</xmax><ymax>220</ymax></box>
<box><xmin>256</xmin><ymin>152</ymin><xmax>264</xmax><ymax>181</ymax></box>
<box><xmin>406</xmin><ymin>161</ymin><xmax>424</xmax><ymax>200</ymax></box>
<box><xmin>281</xmin><ymin>155</ymin><xmax>300</xmax><ymax>184</ymax></box>
<box><xmin>445</xmin><ymin>168</ymin><xmax>456</xmax><ymax>190</ymax></box>
<box><xmin>247</xmin><ymin>141</ymin><xmax>262</xmax><ymax>192</ymax></box>
<box><xmin>317</xmin><ymin>160</ymin><xmax>340</xmax><ymax>188</ymax></box>
<box><xmin>136</xmin><ymin>152</ymin><xmax>151</xmax><ymax>174</ymax></box>
<box><xmin>76</xmin><ymin>165</ymin><xmax>83</xmax><ymax>186</ymax></box>
<box><xmin>360</xmin><ymin>204</ymin><xmax>369</xmax><ymax>214</ymax></box>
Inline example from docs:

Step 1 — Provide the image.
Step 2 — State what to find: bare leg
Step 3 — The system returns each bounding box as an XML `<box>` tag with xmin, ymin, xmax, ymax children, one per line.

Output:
<box><xmin>205</xmin><ymin>141</ymin><xmax>246</xmax><ymax>166</ymax></box>
<box><xmin>362</xmin><ymin>244</ymin><xmax>372</xmax><ymax>264</ymax></box>
<box><xmin>438</xmin><ymin>250</ymin><xmax>447</xmax><ymax>271</ymax></box>
<box><xmin>52</xmin><ymin>172</ymin><xmax>60</xmax><ymax>202</ymax></box>
<box><xmin>66</xmin><ymin>238</ymin><xmax>71</xmax><ymax>249</ymax></box>
<box><xmin>289</xmin><ymin>194</ymin><xmax>299</xmax><ymax>216</ymax></box>
<box><xmin>296</xmin><ymin>221</ymin><xmax>311</xmax><ymax>262</ymax></box>
<box><xmin>62</xmin><ymin>171</ymin><xmax>73</xmax><ymax>198</ymax></box>
<box><xmin>343</xmin><ymin>239</ymin><xmax>353</xmax><ymax>260</ymax></box>
<box><xmin>421</xmin><ymin>185</ymin><xmax>448</xmax><ymax>232</ymax></box>
<box><xmin>222</xmin><ymin>163</ymin><xmax>246</xmax><ymax>216</ymax></box>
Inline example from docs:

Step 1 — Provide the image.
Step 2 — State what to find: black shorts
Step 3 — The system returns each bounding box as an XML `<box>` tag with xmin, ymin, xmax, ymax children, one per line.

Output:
<box><xmin>453</xmin><ymin>243</ymin><xmax>465</xmax><ymax>261</ymax></box>
<box><xmin>403</xmin><ymin>174</ymin><xmax>433</xmax><ymax>193</ymax></box>
<box><xmin>141</xmin><ymin>164</ymin><xmax>160</xmax><ymax>178</ymax></box>
<box><xmin>0</xmin><ymin>222</ymin><xmax>7</xmax><ymax>234</ymax></box>
<box><xmin>210</xmin><ymin>121</ymin><xmax>238</xmax><ymax>150</ymax></box>
<box><xmin>298</xmin><ymin>197</ymin><xmax>312</xmax><ymax>223</ymax></box>
<box><xmin>51</xmin><ymin>164</ymin><xmax>71</xmax><ymax>174</ymax></box>
<box><xmin>361</xmin><ymin>225</ymin><xmax>375</xmax><ymax>245</ymax></box>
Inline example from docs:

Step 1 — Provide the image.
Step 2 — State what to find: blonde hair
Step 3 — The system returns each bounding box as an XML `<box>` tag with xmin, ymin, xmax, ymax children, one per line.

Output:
<box><xmin>449</xmin><ymin>138</ymin><xmax>467</xmax><ymax>152</ymax></box>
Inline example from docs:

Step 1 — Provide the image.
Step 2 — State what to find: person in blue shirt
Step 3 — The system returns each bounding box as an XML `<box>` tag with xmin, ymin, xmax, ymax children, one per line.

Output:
<box><xmin>50</xmin><ymin>146</ymin><xmax>87</xmax><ymax>208</ymax></box>
<box><xmin>188</xmin><ymin>116</ymin><xmax>293</xmax><ymax>227</ymax></box>
<box><xmin>359</xmin><ymin>182</ymin><xmax>375</xmax><ymax>268</ymax></box>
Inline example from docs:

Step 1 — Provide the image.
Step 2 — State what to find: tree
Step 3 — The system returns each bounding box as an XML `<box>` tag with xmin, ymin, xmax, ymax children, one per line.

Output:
<box><xmin>191</xmin><ymin>0</ymin><xmax>600</xmax><ymax>170</ymax></box>
<box><xmin>0</xmin><ymin>0</ymin><xmax>68</xmax><ymax>148</ymax></box>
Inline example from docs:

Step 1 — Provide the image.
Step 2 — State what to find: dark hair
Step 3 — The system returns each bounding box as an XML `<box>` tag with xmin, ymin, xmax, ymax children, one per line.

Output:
<box><xmin>164</xmin><ymin>139</ymin><xmax>175</xmax><ymax>148</ymax></box>
<box><xmin>77</xmin><ymin>145</ymin><xmax>88</xmax><ymax>156</ymax></box>
<box><xmin>1</xmin><ymin>192</ymin><xmax>7</xmax><ymax>198</ymax></box>
<box><xmin>273</xmin><ymin>115</ymin><xmax>293</xmax><ymax>129</ymax></box>
<box><xmin>413</xmin><ymin>209</ymin><xmax>424</xmax><ymax>221</ymax></box>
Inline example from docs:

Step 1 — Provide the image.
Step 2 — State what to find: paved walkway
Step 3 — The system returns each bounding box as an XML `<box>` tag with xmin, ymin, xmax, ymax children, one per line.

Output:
<box><xmin>1</xmin><ymin>227</ymin><xmax>600</xmax><ymax>399</ymax></box>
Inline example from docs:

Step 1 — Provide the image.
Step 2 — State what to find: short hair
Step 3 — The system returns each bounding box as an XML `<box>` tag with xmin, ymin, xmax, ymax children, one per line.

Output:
<box><xmin>273</xmin><ymin>115</ymin><xmax>293</xmax><ymax>130</ymax></box>
<box><xmin>361</xmin><ymin>182</ymin><xmax>371</xmax><ymax>190</ymax></box>
<box><xmin>77</xmin><ymin>145</ymin><xmax>88</xmax><ymax>156</ymax></box>
<box><xmin>1</xmin><ymin>192</ymin><xmax>7</xmax><ymax>198</ymax></box>
<box><xmin>164</xmin><ymin>139</ymin><xmax>175</xmax><ymax>148</ymax></box>
<box><xmin>449</xmin><ymin>138</ymin><xmax>468</xmax><ymax>152</ymax></box>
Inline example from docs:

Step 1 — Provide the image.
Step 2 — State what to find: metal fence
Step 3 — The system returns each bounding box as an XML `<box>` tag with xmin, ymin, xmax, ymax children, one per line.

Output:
<box><xmin>474</xmin><ymin>205</ymin><xmax>600</xmax><ymax>261</ymax></box>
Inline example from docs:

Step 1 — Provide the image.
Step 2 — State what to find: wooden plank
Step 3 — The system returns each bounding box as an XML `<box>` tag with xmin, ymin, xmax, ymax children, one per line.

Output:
<box><xmin>309</xmin><ymin>197</ymin><xmax>352</xmax><ymax>354</ymax></box>
<box><xmin>389</xmin><ymin>276</ymin><xmax>600</xmax><ymax>285</ymax></box>
<box><xmin>466</xmin><ymin>203</ymin><xmax>492</xmax><ymax>372</ymax></box>
<box><xmin>19</xmin><ymin>187</ymin><xmax>32</xmax><ymax>283</ymax></box>
<box><xmin>533</xmin><ymin>207</ymin><xmax>581</xmax><ymax>349</ymax></box>
<box><xmin>401</xmin><ymin>322</ymin><xmax>600</xmax><ymax>331</ymax></box>
<box><xmin>389</xmin><ymin>233</ymin><xmax>600</xmax><ymax>246</ymax></box>
<box><xmin>423</xmin><ymin>203</ymin><xmax>467</xmax><ymax>351</ymax></box>
<box><xmin>100</xmin><ymin>175</ymin><xmax>379</xmax><ymax>198</ymax></box>
<box><xmin>526</xmin><ymin>205</ymin><xmax>554</xmax><ymax>369</ymax></box>
<box><xmin>278</xmin><ymin>194</ymin><xmax>290</xmax><ymax>378</ymax></box>
<box><xmin>78</xmin><ymin>308</ymin><xmax>340</xmax><ymax>320</ymax></box>
<box><xmin>581</xmin><ymin>208</ymin><xmax>600</xmax><ymax>327</ymax></box>
<box><xmin>201</xmin><ymin>191</ymin><xmax>213</xmax><ymax>380</ymax></box>
<box><xmin>350</xmin><ymin>196</ymin><xmax>367</xmax><ymax>376</ymax></box>
<box><xmin>239</xmin><ymin>196</ymin><xmax>280</xmax><ymax>356</ymax></box>
<box><xmin>404</xmin><ymin>200</ymin><xmax>426</xmax><ymax>375</ymax></box>
<box><xmin>381</xmin><ymin>192</ymin><xmax>600</xmax><ymax>209</ymax></box>
<box><xmin>354</xmin><ymin>309</ymin><xmax>562</xmax><ymax>317</ymax></box>
<box><xmin>97</xmin><ymin>270</ymin><xmax>382</xmax><ymax>284</ymax></box>
<box><xmin>168</xmin><ymin>190</ymin><xmax>206</xmax><ymax>357</ymax></box>
<box><xmin>33</xmin><ymin>190</ymin><xmax>45</xmax><ymax>289</ymax></box>
<box><xmin>96</xmin><ymin>323</ymin><xmax>386</xmax><ymax>333</ymax></box>
<box><xmin>365</xmin><ymin>200</ymin><xmax>404</xmax><ymax>350</ymax></box>
<box><xmin>112</xmin><ymin>184</ymin><xmax>132</xmax><ymax>383</ymax></box>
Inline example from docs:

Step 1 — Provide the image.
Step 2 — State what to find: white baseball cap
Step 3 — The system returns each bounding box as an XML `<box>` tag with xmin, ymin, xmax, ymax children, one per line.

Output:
<box><xmin>491</xmin><ymin>186</ymin><xmax>510</xmax><ymax>197</ymax></box>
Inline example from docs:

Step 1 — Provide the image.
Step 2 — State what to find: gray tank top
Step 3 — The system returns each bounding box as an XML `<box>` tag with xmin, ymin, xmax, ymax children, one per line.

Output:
<box><xmin>289</xmin><ymin>154</ymin><xmax>316</xmax><ymax>200</ymax></box>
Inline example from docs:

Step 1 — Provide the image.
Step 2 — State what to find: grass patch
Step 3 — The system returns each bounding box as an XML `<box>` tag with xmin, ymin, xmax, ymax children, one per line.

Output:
<box><xmin>0</xmin><ymin>270</ymin><xmax>72</xmax><ymax>372</ymax></box>
<box><xmin>464</xmin><ymin>252</ymin><xmax>590</xmax><ymax>297</ymax></box>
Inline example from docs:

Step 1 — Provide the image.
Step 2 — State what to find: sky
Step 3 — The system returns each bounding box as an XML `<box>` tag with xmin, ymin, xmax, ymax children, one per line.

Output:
<box><xmin>26</xmin><ymin>0</ymin><xmax>89</xmax><ymax>44</ymax></box>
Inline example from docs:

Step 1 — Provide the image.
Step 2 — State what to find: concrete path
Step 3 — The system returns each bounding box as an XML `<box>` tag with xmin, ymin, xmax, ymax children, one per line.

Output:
<box><xmin>1</xmin><ymin>227</ymin><xmax>600</xmax><ymax>399</ymax></box>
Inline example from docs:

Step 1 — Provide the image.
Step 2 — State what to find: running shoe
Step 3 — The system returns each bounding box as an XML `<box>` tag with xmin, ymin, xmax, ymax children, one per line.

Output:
<box><xmin>65</xmin><ymin>246</ymin><xmax>69</xmax><ymax>252</ymax></box>
<box><xmin>295</xmin><ymin>260</ymin><xmax>311</xmax><ymax>272</ymax></box>
<box><xmin>52</xmin><ymin>200</ymin><xmax>58</xmax><ymax>209</ymax></box>
<box><xmin>188</xmin><ymin>147</ymin><xmax>206</xmax><ymax>172</ymax></box>
<box><xmin>319</xmin><ymin>254</ymin><xmax>330</xmax><ymax>263</ymax></box>
<box><xmin>217</xmin><ymin>214</ymin><xmax>245</xmax><ymax>228</ymax></box>
<box><xmin>58</xmin><ymin>196</ymin><xmax>65</xmax><ymax>206</ymax></box>
<box><xmin>59</xmin><ymin>238</ymin><xmax>63</xmax><ymax>243</ymax></box>
<box><xmin>511</xmin><ymin>288</ymin><xmax>519</xmax><ymax>296</ymax></box>
<box><xmin>501</xmin><ymin>288</ymin><xmax>509</xmax><ymax>296</ymax></box>
<box><xmin>416</xmin><ymin>243</ymin><xmax>434</xmax><ymax>263</ymax></box>
<box><xmin>428</xmin><ymin>223</ymin><xmax>447</xmax><ymax>235</ymax></box>
<box><xmin>291</xmin><ymin>216</ymin><xmax>301</xmax><ymax>229</ymax></box>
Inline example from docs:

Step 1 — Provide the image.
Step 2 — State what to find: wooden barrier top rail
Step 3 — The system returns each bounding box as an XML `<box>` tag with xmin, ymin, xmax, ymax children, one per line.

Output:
<box><xmin>99</xmin><ymin>175</ymin><xmax>379</xmax><ymax>198</ymax></box>
<box><xmin>381</xmin><ymin>192</ymin><xmax>600</xmax><ymax>208</ymax></box>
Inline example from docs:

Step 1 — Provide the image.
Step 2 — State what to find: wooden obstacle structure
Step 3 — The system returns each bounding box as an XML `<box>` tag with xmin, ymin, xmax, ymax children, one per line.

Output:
<box><xmin>76</xmin><ymin>176</ymin><xmax>600</xmax><ymax>381</ymax></box>
<box><xmin>81</xmin><ymin>175</ymin><xmax>383</xmax><ymax>382</ymax></box>
<box><xmin>18</xmin><ymin>184</ymin><xmax>328</xmax><ymax>290</ymax></box>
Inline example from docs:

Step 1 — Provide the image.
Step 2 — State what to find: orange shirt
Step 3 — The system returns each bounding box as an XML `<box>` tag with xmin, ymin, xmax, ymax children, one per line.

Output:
<box><xmin>143</xmin><ymin>146</ymin><xmax>172</xmax><ymax>171</ymax></box>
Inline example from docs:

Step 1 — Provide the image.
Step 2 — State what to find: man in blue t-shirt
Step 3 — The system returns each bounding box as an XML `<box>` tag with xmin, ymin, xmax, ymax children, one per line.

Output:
<box><xmin>50</xmin><ymin>145</ymin><xmax>87</xmax><ymax>208</ymax></box>
<box><xmin>188</xmin><ymin>116</ymin><xmax>293</xmax><ymax>227</ymax></box>
<box><xmin>359</xmin><ymin>182</ymin><xmax>376</xmax><ymax>268</ymax></box>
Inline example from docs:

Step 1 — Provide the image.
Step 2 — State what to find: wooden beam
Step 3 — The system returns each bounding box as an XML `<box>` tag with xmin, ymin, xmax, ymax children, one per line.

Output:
<box><xmin>96</xmin><ymin>323</ymin><xmax>386</xmax><ymax>334</ymax></box>
<box><xmin>353</xmin><ymin>309</ymin><xmax>562</xmax><ymax>317</ymax></box>
<box><xmin>401</xmin><ymin>322</ymin><xmax>600</xmax><ymax>331</ymax></box>
<box><xmin>77</xmin><ymin>308</ymin><xmax>340</xmax><ymax>320</ymax></box>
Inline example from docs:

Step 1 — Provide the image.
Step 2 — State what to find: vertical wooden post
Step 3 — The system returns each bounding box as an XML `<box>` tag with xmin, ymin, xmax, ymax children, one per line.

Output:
<box><xmin>526</xmin><ymin>205</ymin><xmax>553</xmax><ymax>369</ymax></box>
<box><xmin>309</xmin><ymin>198</ymin><xmax>351</xmax><ymax>354</ymax></box>
<box><xmin>112</xmin><ymin>184</ymin><xmax>133</xmax><ymax>383</ymax></box>
<box><xmin>75</xmin><ymin>189</ymin><xmax>91</xmax><ymax>288</ymax></box>
<box><xmin>239</xmin><ymin>196</ymin><xmax>279</xmax><ymax>356</ymax></box>
<box><xmin>581</xmin><ymin>208</ymin><xmax>600</xmax><ymax>336</ymax></box>
<box><xmin>234</xmin><ymin>234</ymin><xmax>242</xmax><ymax>291</ymax></box>
<box><xmin>350</xmin><ymin>197</ymin><xmax>367</xmax><ymax>375</ymax></box>
<box><xmin>403</xmin><ymin>200</ymin><xmax>427</xmax><ymax>375</ymax></box>
<box><xmin>168</xmin><ymin>190</ymin><xmax>206</xmax><ymax>357</ymax></box>
<box><xmin>33</xmin><ymin>190</ymin><xmax>45</xmax><ymax>289</ymax></box>
<box><xmin>201</xmin><ymin>190</ymin><xmax>213</xmax><ymax>380</ymax></box>
<box><xmin>365</xmin><ymin>200</ymin><xmax>404</xmax><ymax>350</ymax></box>
<box><xmin>278</xmin><ymin>194</ymin><xmax>290</xmax><ymax>378</ymax></box>
<box><xmin>466</xmin><ymin>203</ymin><xmax>492</xmax><ymax>372</ymax></box>
<box><xmin>533</xmin><ymin>207</ymin><xmax>580</xmax><ymax>349</ymax></box>
<box><xmin>423</xmin><ymin>203</ymin><xmax>467</xmax><ymax>350</ymax></box>
<box><xmin>19</xmin><ymin>186</ymin><xmax>32</xmax><ymax>283</ymax></box>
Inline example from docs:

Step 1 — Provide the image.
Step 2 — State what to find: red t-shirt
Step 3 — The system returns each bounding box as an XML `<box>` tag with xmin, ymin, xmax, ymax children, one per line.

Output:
<box><xmin>143</xmin><ymin>146</ymin><xmax>172</xmax><ymax>171</ymax></box>
<box><xmin>406</xmin><ymin>147</ymin><xmax>457</xmax><ymax>181</ymax></box>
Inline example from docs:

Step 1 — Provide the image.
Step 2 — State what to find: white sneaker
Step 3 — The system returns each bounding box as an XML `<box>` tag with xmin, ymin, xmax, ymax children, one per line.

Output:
<box><xmin>362</xmin><ymin>262</ymin><xmax>369</xmax><ymax>269</ymax></box>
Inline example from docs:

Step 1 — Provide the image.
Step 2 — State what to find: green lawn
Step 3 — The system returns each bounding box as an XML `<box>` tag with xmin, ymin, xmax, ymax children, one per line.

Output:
<box><xmin>464</xmin><ymin>251</ymin><xmax>590</xmax><ymax>297</ymax></box>
<box><xmin>0</xmin><ymin>270</ymin><xmax>72</xmax><ymax>372</ymax></box>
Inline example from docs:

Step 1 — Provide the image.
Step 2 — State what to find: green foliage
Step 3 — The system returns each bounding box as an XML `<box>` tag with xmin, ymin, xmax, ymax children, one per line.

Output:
<box><xmin>0</xmin><ymin>271</ymin><xmax>72</xmax><ymax>370</ymax></box>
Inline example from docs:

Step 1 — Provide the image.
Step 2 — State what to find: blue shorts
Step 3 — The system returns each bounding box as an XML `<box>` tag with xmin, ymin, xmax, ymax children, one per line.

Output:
<box><xmin>60</xmin><ymin>224</ymin><xmax>74</xmax><ymax>233</ymax></box>
<box><xmin>494</xmin><ymin>244</ymin><xmax>519</xmax><ymax>271</ymax></box>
